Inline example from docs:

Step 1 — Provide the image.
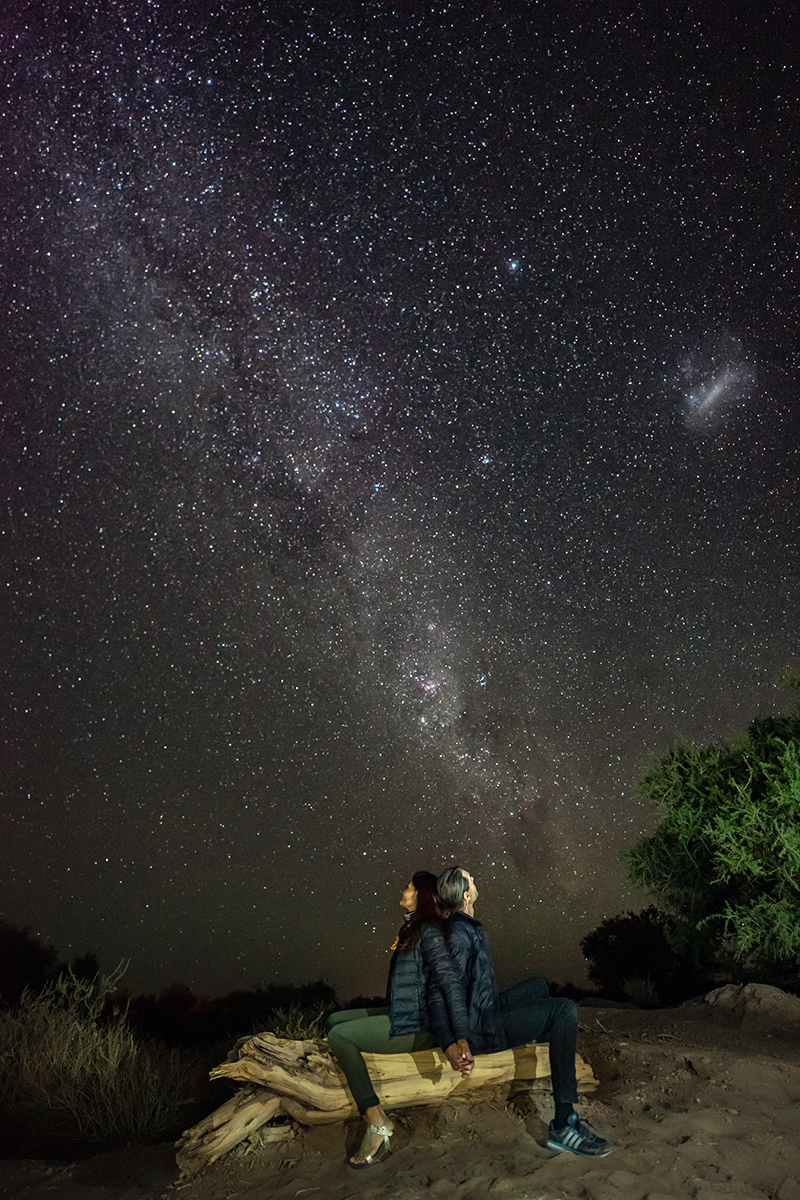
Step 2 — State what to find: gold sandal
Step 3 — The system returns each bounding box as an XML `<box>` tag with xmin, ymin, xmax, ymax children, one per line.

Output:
<box><xmin>348</xmin><ymin>1122</ymin><xmax>393</xmax><ymax>1168</ymax></box>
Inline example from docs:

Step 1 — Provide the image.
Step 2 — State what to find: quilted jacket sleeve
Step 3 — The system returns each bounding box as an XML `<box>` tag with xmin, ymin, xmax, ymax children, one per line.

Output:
<box><xmin>421</xmin><ymin>922</ymin><xmax>472</xmax><ymax>1050</ymax></box>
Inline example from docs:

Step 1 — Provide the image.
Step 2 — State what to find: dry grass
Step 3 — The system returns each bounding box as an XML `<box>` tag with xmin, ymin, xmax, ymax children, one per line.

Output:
<box><xmin>0</xmin><ymin>966</ymin><xmax>205</xmax><ymax>1148</ymax></box>
<box><xmin>262</xmin><ymin>1002</ymin><xmax>330</xmax><ymax>1041</ymax></box>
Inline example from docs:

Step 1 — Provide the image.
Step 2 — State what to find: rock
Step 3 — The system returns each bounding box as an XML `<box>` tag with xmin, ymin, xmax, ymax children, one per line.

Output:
<box><xmin>702</xmin><ymin>984</ymin><xmax>800</xmax><ymax>1029</ymax></box>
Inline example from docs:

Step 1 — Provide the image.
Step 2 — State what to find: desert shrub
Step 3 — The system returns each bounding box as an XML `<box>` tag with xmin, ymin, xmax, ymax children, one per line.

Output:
<box><xmin>620</xmin><ymin>976</ymin><xmax>660</xmax><ymax>1008</ymax></box>
<box><xmin>0</xmin><ymin>966</ymin><xmax>204</xmax><ymax>1149</ymax></box>
<box><xmin>124</xmin><ymin>978</ymin><xmax>339</xmax><ymax>1047</ymax></box>
<box><xmin>265</xmin><ymin>1002</ymin><xmax>329</xmax><ymax>1040</ymax></box>
<box><xmin>580</xmin><ymin>906</ymin><xmax>708</xmax><ymax>1004</ymax></box>
<box><xmin>0</xmin><ymin>920</ymin><xmax>59</xmax><ymax>1007</ymax></box>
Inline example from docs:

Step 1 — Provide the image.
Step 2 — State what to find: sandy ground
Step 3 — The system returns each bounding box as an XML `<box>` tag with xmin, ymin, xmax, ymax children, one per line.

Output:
<box><xmin>3</xmin><ymin>988</ymin><xmax>800</xmax><ymax>1200</ymax></box>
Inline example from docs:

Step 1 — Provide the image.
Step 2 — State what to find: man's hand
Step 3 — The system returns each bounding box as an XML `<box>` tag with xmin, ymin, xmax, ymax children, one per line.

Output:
<box><xmin>445</xmin><ymin>1039</ymin><xmax>474</xmax><ymax>1076</ymax></box>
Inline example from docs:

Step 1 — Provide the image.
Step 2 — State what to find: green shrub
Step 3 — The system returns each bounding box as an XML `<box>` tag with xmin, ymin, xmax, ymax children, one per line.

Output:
<box><xmin>623</xmin><ymin>683</ymin><xmax>800</xmax><ymax>982</ymax></box>
<box><xmin>0</xmin><ymin>966</ymin><xmax>204</xmax><ymax>1148</ymax></box>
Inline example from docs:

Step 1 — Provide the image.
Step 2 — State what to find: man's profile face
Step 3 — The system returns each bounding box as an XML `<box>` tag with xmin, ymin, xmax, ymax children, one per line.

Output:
<box><xmin>462</xmin><ymin>870</ymin><xmax>478</xmax><ymax>915</ymax></box>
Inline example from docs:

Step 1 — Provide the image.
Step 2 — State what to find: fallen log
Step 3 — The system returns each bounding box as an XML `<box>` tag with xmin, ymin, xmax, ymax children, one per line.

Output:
<box><xmin>176</xmin><ymin>1033</ymin><xmax>598</xmax><ymax>1175</ymax></box>
<box><xmin>175</xmin><ymin>1084</ymin><xmax>286</xmax><ymax>1175</ymax></box>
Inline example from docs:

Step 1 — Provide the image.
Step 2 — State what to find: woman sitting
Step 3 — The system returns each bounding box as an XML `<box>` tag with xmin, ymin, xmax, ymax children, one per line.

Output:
<box><xmin>326</xmin><ymin>870</ymin><xmax>472</xmax><ymax>1167</ymax></box>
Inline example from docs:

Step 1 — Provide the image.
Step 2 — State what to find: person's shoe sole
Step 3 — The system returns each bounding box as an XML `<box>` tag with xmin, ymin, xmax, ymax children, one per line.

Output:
<box><xmin>547</xmin><ymin>1136</ymin><xmax>613</xmax><ymax>1157</ymax></box>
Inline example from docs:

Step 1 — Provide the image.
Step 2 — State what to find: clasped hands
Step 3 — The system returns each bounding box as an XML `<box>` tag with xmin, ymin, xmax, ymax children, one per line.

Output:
<box><xmin>444</xmin><ymin>1039</ymin><xmax>474</xmax><ymax>1076</ymax></box>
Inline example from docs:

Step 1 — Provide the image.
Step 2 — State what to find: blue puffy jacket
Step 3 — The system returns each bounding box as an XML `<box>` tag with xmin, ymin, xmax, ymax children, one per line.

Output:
<box><xmin>426</xmin><ymin>911</ymin><xmax>506</xmax><ymax>1054</ymax></box>
<box><xmin>387</xmin><ymin>921</ymin><xmax>472</xmax><ymax>1040</ymax></box>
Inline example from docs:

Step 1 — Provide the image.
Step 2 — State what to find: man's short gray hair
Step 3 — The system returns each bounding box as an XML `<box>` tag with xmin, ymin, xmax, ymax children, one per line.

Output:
<box><xmin>437</xmin><ymin>865</ymin><xmax>470</xmax><ymax>912</ymax></box>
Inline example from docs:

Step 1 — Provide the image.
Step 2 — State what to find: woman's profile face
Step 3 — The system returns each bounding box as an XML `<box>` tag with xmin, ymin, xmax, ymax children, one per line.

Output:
<box><xmin>400</xmin><ymin>881</ymin><xmax>418</xmax><ymax>912</ymax></box>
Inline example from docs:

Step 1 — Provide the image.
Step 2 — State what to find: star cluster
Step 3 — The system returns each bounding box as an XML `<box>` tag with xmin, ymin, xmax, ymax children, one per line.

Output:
<box><xmin>2</xmin><ymin>0</ymin><xmax>799</xmax><ymax>999</ymax></box>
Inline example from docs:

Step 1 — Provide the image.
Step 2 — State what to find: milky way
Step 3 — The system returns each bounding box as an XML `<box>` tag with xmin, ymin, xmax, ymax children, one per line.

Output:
<box><xmin>2</xmin><ymin>0</ymin><xmax>799</xmax><ymax>999</ymax></box>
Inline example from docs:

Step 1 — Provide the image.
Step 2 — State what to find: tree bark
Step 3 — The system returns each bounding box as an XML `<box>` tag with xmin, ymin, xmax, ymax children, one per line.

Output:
<box><xmin>175</xmin><ymin>1085</ymin><xmax>288</xmax><ymax>1175</ymax></box>
<box><xmin>176</xmin><ymin>1033</ymin><xmax>598</xmax><ymax>1175</ymax></box>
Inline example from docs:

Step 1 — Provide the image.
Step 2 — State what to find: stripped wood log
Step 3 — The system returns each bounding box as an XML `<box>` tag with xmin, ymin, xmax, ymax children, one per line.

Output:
<box><xmin>175</xmin><ymin>1085</ymin><xmax>283</xmax><ymax>1175</ymax></box>
<box><xmin>211</xmin><ymin>1035</ymin><xmax>345</xmax><ymax>1110</ymax></box>
<box><xmin>176</xmin><ymin>1033</ymin><xmax>598</xmax><ymax>1174</ymax></box>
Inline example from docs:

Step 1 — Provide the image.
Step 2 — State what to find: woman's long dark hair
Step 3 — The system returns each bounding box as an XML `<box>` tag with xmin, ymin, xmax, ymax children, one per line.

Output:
<box><xmin>398</xmin><ymin>870</ymin><xmax>450</xmax><ymax>949</ymax></box>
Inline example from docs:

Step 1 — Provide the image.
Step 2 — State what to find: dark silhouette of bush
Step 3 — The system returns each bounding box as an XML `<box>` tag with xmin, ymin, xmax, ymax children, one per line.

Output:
<box><xmin>122</xmin><ymin>979</ymin><xmax>339</xmax><ymax>1047</ymax></box>
<box><xmin>580</xmin><ymin>906</ymin><xmax>709</xmax><ymax>1005</ymax></box>
<box><xmin>66</xmin><ymin>951</ymin><xmax>101</xmax><ymax>984</ymax></box>
<box><xmin>0</xmin><ymin>920</ymin><xmax>59</xmax><ymax>1007</ymax></box>
<box><xmin>120</xmin><ymin>982</ymin><xmax>216</xmax><ymax>1048</ymax></box>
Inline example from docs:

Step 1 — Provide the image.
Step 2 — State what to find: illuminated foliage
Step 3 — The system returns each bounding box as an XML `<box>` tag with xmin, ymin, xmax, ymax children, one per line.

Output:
<box><xmin>624</xmin><ymin>678</ymin><xmax>800</xmax><ymax>974</ymax></box>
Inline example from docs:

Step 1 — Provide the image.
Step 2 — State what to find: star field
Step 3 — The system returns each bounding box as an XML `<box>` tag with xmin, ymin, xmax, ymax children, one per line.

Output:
<box><xmin>2</xmin><ymin>0</ymin><xmax>799</xmax><ymax>1000</ymax></box>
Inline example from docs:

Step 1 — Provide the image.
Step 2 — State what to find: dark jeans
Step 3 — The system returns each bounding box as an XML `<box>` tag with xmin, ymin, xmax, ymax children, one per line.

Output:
<box><xmin>326</xmin><ymin>1007</ymin><xmax>438</xmax><ymax>1114</ymax></box>
<box><xmin>498</xmin><ymin>976</ymin><xmax>579</xmax><ymax>1104</ymax></box>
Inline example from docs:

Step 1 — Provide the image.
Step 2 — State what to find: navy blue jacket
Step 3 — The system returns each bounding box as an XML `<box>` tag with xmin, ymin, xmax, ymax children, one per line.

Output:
<box><xmin>426</xmin><ymin>911</ymin><xmax>506</xmax><ymax>1054</ymax></box>
<box><xmin>387</xmin><ymin>921</ymin><xmax>472</xmax><ymax>1040</ymax></box>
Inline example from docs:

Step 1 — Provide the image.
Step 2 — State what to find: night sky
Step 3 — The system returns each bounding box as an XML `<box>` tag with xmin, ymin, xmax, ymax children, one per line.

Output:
<box><xmin>2</xmin><ymin>0</ymin><xmax>799</xmax><ymax>1003</ymax></box>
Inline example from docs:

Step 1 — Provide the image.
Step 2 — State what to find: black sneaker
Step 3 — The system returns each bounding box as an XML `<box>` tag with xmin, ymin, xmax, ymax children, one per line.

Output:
<box><xmin>547</xmin><ymin>1112</ymin><xmax>613</xmax><ymax>1157</ymax></box>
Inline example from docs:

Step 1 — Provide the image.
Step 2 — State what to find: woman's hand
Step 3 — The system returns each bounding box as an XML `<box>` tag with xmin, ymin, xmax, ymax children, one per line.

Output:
<box><xmin>445</xmin><ymin>1039</ymin><xmax>474</xmax><ymax>1076</ymax></box>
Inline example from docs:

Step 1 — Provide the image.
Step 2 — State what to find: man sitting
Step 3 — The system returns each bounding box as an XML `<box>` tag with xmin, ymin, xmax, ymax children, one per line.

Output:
<box><xmin>428</xmin><ymin>865</ymin><xmax>613</xmax><ymax>1158</ymax></box>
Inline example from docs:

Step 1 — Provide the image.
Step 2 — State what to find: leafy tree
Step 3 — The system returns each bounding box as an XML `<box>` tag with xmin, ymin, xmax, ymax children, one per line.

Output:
<box><xmin>624</xmin><ymin>677</ymin><xmax>800</xmax><ymax>980</ymax></box>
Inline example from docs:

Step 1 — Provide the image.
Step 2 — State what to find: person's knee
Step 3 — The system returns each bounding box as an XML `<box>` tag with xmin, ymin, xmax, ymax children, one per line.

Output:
<box><xmin>552</xmin><ymin>997</ymin><xmax>578</xmax><ymax>1028</ymax></box>
<box><xmin>326</xmin><ymin>1024</ymin><xmax>348</xmax><ymax>1050</ymax></box>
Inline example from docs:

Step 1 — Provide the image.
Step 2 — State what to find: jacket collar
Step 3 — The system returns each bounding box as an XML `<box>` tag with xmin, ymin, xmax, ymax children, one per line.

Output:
<box><xmin>450</xmin><ymin>909</ymin><xmax>481</xmax><ymax>927</ymax></box>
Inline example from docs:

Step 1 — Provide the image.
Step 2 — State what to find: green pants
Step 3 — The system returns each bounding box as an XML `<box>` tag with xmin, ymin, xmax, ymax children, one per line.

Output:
<box><xmin>326</xmin><ymin>1007</ymin><xmax>437</xmax><ymax>1113</ymax></box>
